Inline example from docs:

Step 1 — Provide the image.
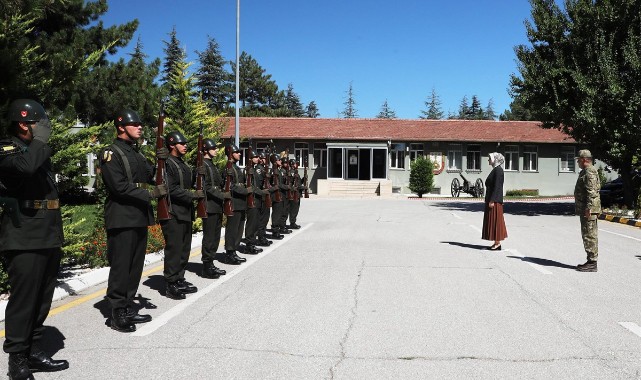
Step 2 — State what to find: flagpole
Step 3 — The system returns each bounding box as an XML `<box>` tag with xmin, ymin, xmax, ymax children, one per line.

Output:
<box><xmin>234</xmin><ymin>0</ymin><xmax>240</xmax><ymax>147</ymax></box>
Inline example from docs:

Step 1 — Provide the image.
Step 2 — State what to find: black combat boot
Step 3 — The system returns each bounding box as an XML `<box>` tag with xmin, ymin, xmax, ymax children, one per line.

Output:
<box><xmin>28</xmin><ymin>349</ymin><xmax>69</xmax><ymax>373</ymax></box>
<box><xmin>111</xmin><ymin>308</ymin><xmax>136</xmax><ymax>333</ymax></box>
<box><xmin>126</xmin><ymin>307</ymin><xmax>152</xmax><ymax>324</ymax></box>
<box><xmin>176</xmin><ymin>279</ymin><xmax>198</xmax><ymax>294</ymax></box>
<box><xmin>259</xmin><ymin>236</ymin><xmax>273</xmax><ymax>245</ymax></box>
<box><xmin>288</xmin><ymin>223</ymin><xmax>301</xmax><ymax>229</ymax></box>
<box><xmin>165</xmin><ymin>282</ymin><xmax>186</xmax><ymax>300</ymax></box>
<box><xmin>8</xmin><ymin>352</ymin><xmax>34</xmax><ymax>380</ymax></box>
<box><xmin>222</xmin><ymin>251</ymin><xmax>242</xmax><ymax>265</ymax></box>
<box><xmin>202</xmin><ymin>263</ymin><xmax>222</xmax><ymax>279</ymax></box>
<box><xmin>576</xmin><ymin>260</ymin><xmax>597</xmax><ymax>272</ymax></box>
<box><xmin>279</xmin><ymin>226</ymin><xmax>292</xmax><ymax>234</ymax></box>
<box><xmin>244</xmin><ymin>244</ymin><xmax>262</xmax><ymax>255</ymax></box>
<box><xmin>232</xmin><ymin>251</ymin><xmax>247</xmax><ymax>263</ymax></box>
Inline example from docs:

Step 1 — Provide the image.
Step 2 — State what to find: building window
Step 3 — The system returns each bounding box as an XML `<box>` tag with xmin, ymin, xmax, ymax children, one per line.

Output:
<box><xmin>466</xmin><ymin>144</ymin><xmax>481</xmax><ymax>170</ymax></box>
<box><xmin>560</xmin><ymin>146</ymin><xmax>575</xmax><ymax>172</ymax></box>
<box><xmin>294</xmin><ymin>142</ymin><xmax>309</xmax><ymax>167</ymax></box>
<box><xmin>255</xmin><ymin>142</ymin><xmax>270</xmax><ymax>156</ymax></box>
<box><xmin>447</xmin><ymin>144</ymin><xmax>462</xmax><ymax>171</ymax></box>
<box><xmin>313</xmin><ymin>143</ymin><xmax>327</xmax><ymax>168</ymax></box>
<box><xmin>523</xmin><ymin>145</ymin><xmax>538</xmax><ymax>171</ymax></box>
<box><xmin>409</xmin><ymin>143</ymin><xmax>424</xmax><ymax>162</ymax></box>
<box><xmin>504</xmin><ymin>145</ymin><xmax>519</xmax><ymax>171</ymax></box>
<box><xmin>390</xmin><ymin>144</ymin><xmax>405</xmax><ymax>169</ymax></box>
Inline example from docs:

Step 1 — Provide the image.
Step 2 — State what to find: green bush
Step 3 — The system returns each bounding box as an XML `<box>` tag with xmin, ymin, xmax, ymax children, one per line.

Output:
<box><xmin>408</xmin><ymin>156</ymin><xmax>435</xmax><ymax>198</ymax></box>
<box><xmin>506</xmin><ymin>189</ymin><xmax>539</xmax><ymax>197</ymax></box>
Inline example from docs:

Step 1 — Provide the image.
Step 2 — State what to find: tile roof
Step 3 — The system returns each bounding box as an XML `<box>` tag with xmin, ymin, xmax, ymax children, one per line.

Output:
<box><xmin>221</xmin><ymin>118</ymin><xmax>575</xmax><ymax>144</ymax></box>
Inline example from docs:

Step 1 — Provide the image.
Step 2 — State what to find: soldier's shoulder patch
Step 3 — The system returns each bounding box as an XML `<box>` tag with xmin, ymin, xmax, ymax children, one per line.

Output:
<box><xmin>101</xmin><ymin>149</ymin><xmax>114</xmax><ymax>163</ymax></box>
<box><xmin>0</xmin><ymin>141</ymin><xmax>20</xmax><ymax>156</ymax></box>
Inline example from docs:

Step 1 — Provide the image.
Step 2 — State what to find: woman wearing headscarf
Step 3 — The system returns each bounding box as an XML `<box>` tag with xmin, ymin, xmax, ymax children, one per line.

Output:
<box><xmin>482</xmin><ymin>152</ymin><xmax>508</xmax><ymax>250</ymax></box>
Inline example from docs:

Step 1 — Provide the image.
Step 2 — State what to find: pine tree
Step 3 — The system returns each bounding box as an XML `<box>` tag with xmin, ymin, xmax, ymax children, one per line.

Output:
<box><xmin>341</xmin><ymin>82</ymin><xmax>358</xmax><ymax>118</ymax></box>
<box><xmin>234</xmin><ymin>51</ymin><xmax>279</xmax><ymax>116</ymax></box>
<box><xmin>285</xmin><ymin>83</ymin><xmax>305</xmax><ymax>117</ymax></box>
<box><xmin>484</xmin><ymin>98</ymin><xmax>497</xmax><ymax>120</ymax></box>
<box><xmin>306</xmin><ymin>101</ymin><xmax>320</xmax><ymax>118</ymax></box>
<box><xmin>419</xmin><ymin>88</ymin><xmax>444</xmax><ymax>119</ymax></box>
<box><xmin>195</xmin><ymin>36</ymin><xmax>232</xmax><ymax>112</ymax></box>
<box><xmin>469</xmin><ymin>95</ymin><xmax>483</xmax><ymax>119</ymax></box>
<box><xmin>377</xmin><ymin>100</ymin><xmax>397</xmax><ymax>119</ymax></box>
<box><xmin>457</xmin><ymin>96</ymin><xmax>470</xmax><ymax>119</ymax></box>
<box><xmin>162</xmin><ymin>27</ymin><xmax>186</xmax><ymax>95</ymax></box>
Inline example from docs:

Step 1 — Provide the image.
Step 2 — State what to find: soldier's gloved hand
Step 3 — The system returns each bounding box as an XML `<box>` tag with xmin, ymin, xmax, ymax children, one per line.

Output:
<box><xmin>226</xmin><ymin>168</ymin><xmax>234</xmax><ymax>176</ymax></box>
<box><xmin>196</xmin><ymin>165</ymin><xmax>206</xmax><ymax>176</ymax></box>
<box><xmin>246</xmin><ymin>186</ymin><xmax>254</xmax><ymax>193</ymax></box>
<box><xmin>223</xmin><ymin>191</ymin><xmax>232</xmax><ymax>199</ymax></box>
<box><xmin>149</xmin><ymin>184</ymin><xmax>168</xmax><ymax>198</ymax></box>
<box><xmin>192</xmin><ymin>189</ymin><xmax>206</xmax><ymax>200</ymax></box>
<box><xmin>156</xmin><ymin>147</ymin><xmax>169</xmax><ymax>160</ymax></box>
<box><xmin>32</xmin><ymin>118</ymin><xmax>52</xmax><ymax>142</ymax></box>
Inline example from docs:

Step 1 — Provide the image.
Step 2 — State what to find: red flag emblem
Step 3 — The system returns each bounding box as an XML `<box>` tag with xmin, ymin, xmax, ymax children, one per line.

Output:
<box><xmin>21</xmin><ymin>111</ymin><xmax>27</xmax><ymax>117</ymax></box>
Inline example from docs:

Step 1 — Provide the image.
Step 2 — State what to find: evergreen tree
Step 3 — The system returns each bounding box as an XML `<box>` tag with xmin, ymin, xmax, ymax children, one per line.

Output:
<box><xmin>162</xmin><ymin>27</ymin><xmax>186</xmax><ymax>95</ymax></box>
<box><xmin>234</xmin><ymin>51</ymin><xmax>279</xmax><ymax>116</ymax></box>
<box><xmin>469</xmin><ymin>95</ymin><xmax>484</xmax><ymax>119</ymax></box>
<box><xmin>408</xmin><ymin>156</ymin><xmax>435</xmax><ymax>198</ymax></box>
<box><xmin>341</xmin><ymin>82</ymin><xmax>358</xmax><ymax>118</ymax></box>
<box><xmin>306</xmin><ymin>101</ymin><xmax>320</xmax><ymax>118</ymax></box>
<box><xmin>484</xmin><ymin>98</ymin><xmax>497</xmax><ymax>120</ymax></box>
<box><xmin>195</xmin><ymin>36</ymin><xmax>232</xmax><ymax>112</ymax></box>
<box><xmin>377</xmin><ymin>100</ymin><xmax>397</xmax><ymax>119</ymax></box>
<box><xmin>285</xmin><ymin>83</ymin><xmax>305</xmax><ymax>117</ymax></box>
<box><xmin>499</xmin><ymin>96</ymin><xmax>535</xmax><ymax>121</ymax></box>
<box><xmin>419</xmin><ymin>88</ymin><xmax>444</xmax><ymax>119</ymax></box>
<box><xmin>457</xmin><ymin>96</ymin><xmax>470</xmax><ymax>119</ymax></box>
<box><xmin>510</xmin><ymin>0</ymin><xmax>641</xmax><ymax>206</ymax></box>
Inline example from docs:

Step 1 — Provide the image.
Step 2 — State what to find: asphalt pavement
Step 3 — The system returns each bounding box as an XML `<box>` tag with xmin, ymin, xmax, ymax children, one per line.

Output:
<box><xmin>2</xmin><ymin>197</ymin><xmax>641</xmax><ymax>379</ymax></box>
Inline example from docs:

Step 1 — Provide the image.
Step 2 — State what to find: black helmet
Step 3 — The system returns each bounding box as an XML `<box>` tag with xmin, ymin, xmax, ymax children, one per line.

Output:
<box><xmin>114</xmin><ymin>109</ymin><xmax>142</xmax><ymax>127</ymax></box>
<box><xmin>202</xmin><ymin>138</ymin><xmax>218</xmax><ymax>151</ymax></box>
<box><xmin>248</xmin><ymin>148</ymin><xmax>259</xmax><ymax>158</ymax></box>
<box><xmin>9</xmin><ymin>99</ymin><xmax>47</xmax><ymax>122</ymax></box>
<box><xmin>165</xmin><ymin>131</ymin><xmax>188</xmax><ymax>147</ymax></box>
<box><xmin>289</xmin><ymin>159</ymin><xmax>296</xmax><ymax>166</ymax></box>
<box><xmin>270</xmin><ymin>153</ymin><xmax>281</xmax><ymax>163</ymax></box>
<box><xmin>226</xmin><ymin>144</ymin><xmax>240</xmax><ymax>153</ymax></box>
<box><xmin>258</xmin><ymin>152</ymin><xmax>267</xmax><ymax>159</ymax></box>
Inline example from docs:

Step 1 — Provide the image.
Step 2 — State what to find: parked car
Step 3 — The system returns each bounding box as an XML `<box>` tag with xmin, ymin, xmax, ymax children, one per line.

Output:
<box><xmin>599</xmin><ymin>169</ymin><xmax>641</xmax><ymax>207</ymax></box>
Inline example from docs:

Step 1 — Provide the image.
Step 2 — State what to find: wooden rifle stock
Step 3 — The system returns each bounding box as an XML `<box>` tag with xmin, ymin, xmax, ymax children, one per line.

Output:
<box><xmin>245</xmin><ymin>149</ymin><xmax>255</xmax><ymax>208</ymax></box>
<box><xmin>223</xmin><ymin>146</ymin><xmax>234</xmax><ymax>216</ymax></box>
<box><xmin>303</xmin><ymin>157</ymin><xmax>309</xmax><ymax>198</ymax></box>
<box><xmin>195</xmin><ymin>123</ymin><xmax>207</xmax><ymax>218</ymax></box>
<box><xmin>285</xmin><ymin>148</ymin><xmax>294</xmax><ymax>201</ymax></box>
<box><xmin>262</xmin><ymin>165</ymin><xmax>272</xmax><ymax>208</ymax></box>
<box><xmin>271</xmin><ymin>155</ymin><xmax>283</xmax><ymax>202</ymax></box>
<box><xmin>155</xmin><ymin>104</ymin><xmax>171</xmax><ymax>221</ymax></box>
<box><xmin>292</xmin><ymin>162</ymin><xmax>300</xmax><ymax>202</ymax></box>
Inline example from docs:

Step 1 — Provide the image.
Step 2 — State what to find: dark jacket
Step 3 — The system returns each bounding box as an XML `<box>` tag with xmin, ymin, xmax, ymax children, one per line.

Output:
<box><xmin>100</xmin><ymin>138</ymin><xmax>155</xmax><ymax>230</ymax></box>
<box><xmin>226</xmin><ymin>162</ymin><xmax>249</xmax><ymax>211</ymax></box>
<box><xmin>166</xmin><ymin>155</ymin><xmax>195</xmax><ymax>222</ymax></box>
<box><xmin>203</xmin><ymin>158</ymin><xmax>224</xmax><ymax>214</ymax></box>
<box><xmin>485</xmin><ymin>166</ymin><xmax>504</xmax><ymax>204</ymax></box>
<box><xmin>0</xmin><ymin>137</ymin><xmax>64</xmax><ymax>251</ymax></box>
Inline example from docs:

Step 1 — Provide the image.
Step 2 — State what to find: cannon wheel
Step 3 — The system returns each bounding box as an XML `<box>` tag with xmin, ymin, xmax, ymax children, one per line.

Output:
<box><xmin>474</xmin><ymin>178</ymin><xmax>485</xmax><ymax>198</ymax></box>
<box><xmin>451</xmin><ymin>178</ymin><xmax>461</xmax><ymax>197</ymax></box>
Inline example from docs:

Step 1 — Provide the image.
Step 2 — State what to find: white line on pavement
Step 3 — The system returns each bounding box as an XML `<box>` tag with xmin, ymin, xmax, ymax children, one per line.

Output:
<box><xmin>132</xmin><ymin>223</ymin><xmax>313</xmax><ymax>337</ymax></box>
<box><xmin>468</xmin><ymin>225</ymin><xmax>482</xmax><ymax>233</ymax></box>
<box><xmin>451</xmin><ymin>212</ymin><xmax>462</xmax><ymax>220</ymax></box>
<box><xmin>619</xmin><ymin>322</ymin><xmax>641</xmax><ymax>338</ymax></box>
<box><xmin>600</xmin><ymin>229</ymin><xmax>641</xmax><ymax>242</ymax></box>
<box><xmin>507</xmin><ymin>249</ymin><xmax>553</xmax><ymax>275</ymax></box>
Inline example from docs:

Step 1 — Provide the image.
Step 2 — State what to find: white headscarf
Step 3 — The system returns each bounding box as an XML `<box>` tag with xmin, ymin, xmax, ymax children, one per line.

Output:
<box><xmin>489</xmin><ymin>152</ymin><xmax>505</xmax><ymax>168</ymax></box>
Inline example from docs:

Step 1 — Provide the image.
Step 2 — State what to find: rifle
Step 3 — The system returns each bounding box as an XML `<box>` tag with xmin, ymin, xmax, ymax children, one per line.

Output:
<box><xmin>303</xmin><ymin>157</ymin><xmax>309</xmax><ymax>198</ymax></box>
<box><xmin>195</xmin><ymin>123</ymin><xmax>208</xmax><ymax>218</ymax></box>
<box><xmin>262</xmin><ymin>160</ymin><xmax>272</xmax><ymax>208</ymax></box>
<box><xmin>292</xmin><ymin>157</ymin><xmax>300</xmax><ymax>202</ymax></box>
<box><xmin>285</xmin><ymin>148</ymin><xmax>294</xmax><ymax>201</ymax></box>
<box><xmin>245</xmin><ymin>147</ymin><xmax>256</xmax><ymax>208</ymax></box>
<box><xmin>223</xmin><ymin>145</ymin><xmax>234</xmax><ymax>217</ymax></box>
<box><xmin>271</xmin><ymin>142</ymin><xmax>282</xmax><ymax>203</ymax></box>
<box><xmin>155</xmin><ymin>103</ymin><xmax>171</xmax><ymax>221</ymax></box>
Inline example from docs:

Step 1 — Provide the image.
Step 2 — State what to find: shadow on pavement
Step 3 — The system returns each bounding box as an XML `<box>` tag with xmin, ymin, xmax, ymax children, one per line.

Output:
<box><xmin>441</xmin><ymin>241</ymin><xmax>489</xmax><ymax>250</ymax></box>
<box><xmin>429</xmin><ymin>201</ymin><xmax>575</xmax><ymax>216</ymax></box>
<box><xmin>506</xmin><ymin>255</ymin><xmax>576</xmax><ymax>269</ymax></box>
<box><xmin>37</xmin><ymin>326</ymin><xmax>66</xmax><ymax>357</ymax></box>
<box><xmin>142</xmin><ymin>275</ymin><xmax>166</xmax><ymax>296</ymax></box>
<box><xmin>93</xmin><ymin>297</ymin><xmax>111</xmax><ymax>319</ymax></box>
<box><xmin>636</xmin><ymin>255</ymin><xmax>641</xmax><ymax>261</ymax></box>
<box><xmin>133</xmin><ymin>293</ymin><xmax>157</xmax><ymax>311</ymax></box>
<box><xmin>185</xmin><ymin>262</ymin><xmax>204</xmax><ymax>277</ymax></box>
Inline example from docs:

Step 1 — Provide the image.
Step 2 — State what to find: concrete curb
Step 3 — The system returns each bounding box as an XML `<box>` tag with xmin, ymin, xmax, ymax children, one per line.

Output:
<box><xmin>599</xmin><ymin>214</ymin><xmax>641</xmax><ymax>228</ymax></box>
<box><xmin>409</xmin><ymin>196</ymin><xmax>575</xmax><ymax>202</ymax></box>
<box><xmin>0</xmin><ymin>231</ymin><xmax>207</xmax><ymax>323</ymax></box>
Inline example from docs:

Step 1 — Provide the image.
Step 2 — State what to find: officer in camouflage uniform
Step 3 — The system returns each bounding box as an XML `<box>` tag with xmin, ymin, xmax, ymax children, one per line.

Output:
<box><xmin>161</xmin><ymin>131</ymin><xmax>204</xmax><ymax>299</ymax></box>
<box><xmin>200</xmin><ymin>138</ymin><xmax>227</xmax><ymax>279</ymax></box>
<box><xmin>0</xmin><ymin>99</ymin><xmax>68</xmax><ymax>379</ymax></box>
<box><xmin>574</xmin><ymin>149</ymin><xmax>601</xmax><ymax>272</ymax></box>
<box><xmin>100</xmin><ymin>109</ymin><xmax>168</xmax><ymax>333</ymax></box>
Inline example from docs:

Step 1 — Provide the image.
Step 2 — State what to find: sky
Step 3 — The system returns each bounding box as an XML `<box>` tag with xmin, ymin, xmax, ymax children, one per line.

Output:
<box><xmin>100</xmin><ymin>0</ymin><xmax>535</xmax><ymax>119</ymax></box>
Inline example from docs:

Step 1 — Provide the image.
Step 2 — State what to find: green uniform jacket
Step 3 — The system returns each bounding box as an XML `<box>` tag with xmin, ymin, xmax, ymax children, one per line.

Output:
<box><xmin>203</xmin><ymin>158</ymin><xmax>224</xmax><ymax>214</ymax></box>
<box><xmin>166</xmin><ymin>155</ymin><xmax>195</xmax><ymax>222</ymax></box>
<box><xmin>574</xmin><ymin>164</ymin><xmax>602</xmax><ymax>216</ymax></box>
<box><xmin>0</xmin><ymin>137</ymin><xmax>63</xmax><ymax>252</ymax></box>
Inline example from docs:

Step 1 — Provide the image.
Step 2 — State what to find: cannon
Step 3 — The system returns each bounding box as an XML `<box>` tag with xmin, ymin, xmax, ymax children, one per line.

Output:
<box><xmin>451</xmin><ymin>173</ymin><xmax>484</xmax><ymax>198</ymax></box>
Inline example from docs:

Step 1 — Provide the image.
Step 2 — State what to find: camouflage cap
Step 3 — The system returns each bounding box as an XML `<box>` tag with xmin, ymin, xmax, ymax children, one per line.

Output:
<box><xmin>576</xmin><ymin>149</ymin><xmax>592</xmax><ymax>159</ymax></box>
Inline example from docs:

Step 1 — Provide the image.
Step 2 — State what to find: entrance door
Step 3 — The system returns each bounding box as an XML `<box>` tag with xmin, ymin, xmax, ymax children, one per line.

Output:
<box><xmin>346</xmin><ymin>149</ymin><xmax>359</xmax><ymax>180</ymax></box>
<box><xmin>359</xmin><ymin>149</ymin><xmax>371</xmax><ymax>180</ymax></box>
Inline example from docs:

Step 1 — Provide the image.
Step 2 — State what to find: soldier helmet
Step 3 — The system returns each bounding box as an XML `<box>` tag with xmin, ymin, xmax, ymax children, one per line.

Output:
<box><xmin>114</xmin><ymin>109</ymin><xmax>142</xmax><ymax>127</ymax></box>
<box><xmin>576</xmin><ymin>149</ymin><xmax>592</xmax><ymax>159</ymax></box>
<box><xmin>270</xmin><ymin>153</ymin><xmax>281</xmax><ymax>163</ymax></box>
<box><xmin>258</xmin><ymin>152</ymin><xmax>267</xmax><ymax>159</ymax></box>
<box><xmin>248</xmin><ymin>148</ymin><xmax>260</xmax><ymax>158</ymax></box>
<box><xmin>9</xmin><ymin>99</ymin><xmax>47</xmax><ymax>123</ymax></box>
<box><xmin>289</xmin><ymin>159</ymin><xmax>296</xmax><ymax>166</ymax></box>
<box><xmin>165</xmin><ymin>131</ymin><xmax>188</xmax><ymax>147</ymax></box>
<box><xmin>227</xmin><ymin>144</ymin><xmax>241</xmax><ymax>153</ymax></box>
<box><xmin>202</xmin><ymin>138</ymin><xmax>218</xmax><ymax>151</ymax></box>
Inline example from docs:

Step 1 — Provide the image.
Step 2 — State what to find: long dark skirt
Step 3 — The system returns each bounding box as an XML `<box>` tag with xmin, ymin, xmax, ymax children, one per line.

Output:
<box><xmin>482</xmin><ymin>203</ymin><xmax>508</xmax><ymax>241</ymax></box>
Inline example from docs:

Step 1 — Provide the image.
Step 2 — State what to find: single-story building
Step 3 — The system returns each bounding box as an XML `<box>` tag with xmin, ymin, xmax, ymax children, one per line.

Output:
<box><xmin>221</xmin><ymin>118</ymin><xmax>593</xmax><ymax>197</ymax></box>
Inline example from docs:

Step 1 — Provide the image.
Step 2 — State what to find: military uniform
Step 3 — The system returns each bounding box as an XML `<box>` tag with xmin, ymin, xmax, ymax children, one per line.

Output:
<box><xmin>242</xmin><ymin>153</ymin><xmax>264</xmax><ymax>254</ymax></box>
<box><xmin>222</xmin><ymin>146</ymin><xmax>252</xmax><ymax>263</ymax></box>
<box><xmin>254</xmin><ymin>160</ymin><xmax>273</xmax><ymax>245</ymax></box>
<box><xmin>162</xmin><ymin>153</ymin><xmax>197</xmax><ymax>295</ymax></box>
<box><xmin>277</xmin><ymin>164</ymin><xmax>292</xmax><ymax>232</ymax></box>
<box><xmin>101</xmin><ymin>138</ymin><xmax>155</xmax><ymax>323</ymax></box>
<box><xmin>574</xmin><ymin>150</ymin><xmax>601</xmax><ymax>270</ymax></box>
<box><xmin>287</xmin><ymin>162</ymin><xmax>303</xmax><ymax>229</ymax></box>
<box><xmin>201</xmin><ymin>150</ymin><xmax>226</xmax><ymax>278</ymax></box>
<box><xmin>0</xmin><ymin>99</ymin><xmax>68</xmax><ymax>378</ymax></box>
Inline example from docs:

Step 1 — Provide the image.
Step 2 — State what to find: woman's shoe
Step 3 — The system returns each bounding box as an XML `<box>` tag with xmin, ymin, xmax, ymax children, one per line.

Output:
<box><xmin>488</xmin><ymin>244</ymin><xmax>502</xmax><ymax>251</ymax></box>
